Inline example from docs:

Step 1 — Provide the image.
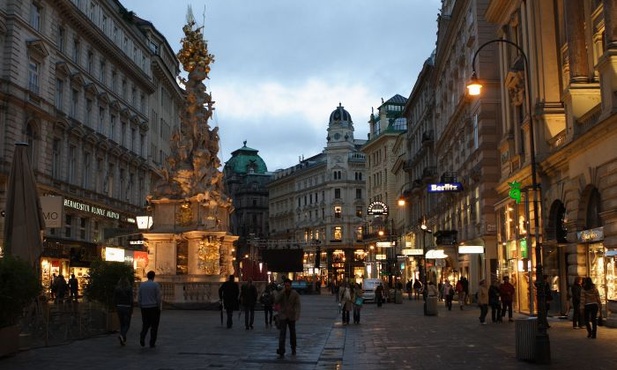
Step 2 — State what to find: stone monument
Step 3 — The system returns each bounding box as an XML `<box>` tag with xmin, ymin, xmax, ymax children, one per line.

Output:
<box><xmin>142</xmin><ymin>9</ymin><xmax>237</xmax><ymax>292</ymax></box>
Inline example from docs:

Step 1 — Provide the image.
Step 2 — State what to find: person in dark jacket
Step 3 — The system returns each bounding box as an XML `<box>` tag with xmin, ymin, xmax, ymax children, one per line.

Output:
<box><xmin>68</xmin><ymin>274</ymin><xmax>79</xmax><ymax>302</ymax></box>
<box><xmin>581</xmin><ymin>277</ymin><xmax>602</xmax><ymax>339</ymax></box>
<box><xmin>219</xmin><ymin>274</ymin><xmax>240</xmax><ymax>329</ymax></box>
<box><xmin>259</xmin><ymin>285</ymin><xmax>275</xmax><ymax>327</ymax></box>
<box><xmin>240</xmin><ymin>278</ymin><xmax>258</xmax><ymax>330</ymax></box>
<box><xmin>571</xmin><ymin>277</ymin><xmax>584</xmax><ymax>329</ymax></box>
<box><xmin>138</xmin><ymin>270</ymin><xmax>161</xmax><ymax>348</ymax></box>
<box><xmin>489</xmin><ymin>280</ymin><xmax>502</xmax><ymax>323</ymax></box>
<box><xmin>274</xmin><ymin>278</ymin><xmax>301</xmax><ymax>359</ymax></box>
<box><xmin>114</xmin><ymin>277</ymin><xmax>134</xmax><ymax>345</ymax></box>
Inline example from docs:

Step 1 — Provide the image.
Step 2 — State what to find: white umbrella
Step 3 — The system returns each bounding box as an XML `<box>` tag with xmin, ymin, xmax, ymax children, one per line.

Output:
<box><xmin>3</xmin><ymin>143</ymin><xmax>45</xmax><ymax>267</ymax></box>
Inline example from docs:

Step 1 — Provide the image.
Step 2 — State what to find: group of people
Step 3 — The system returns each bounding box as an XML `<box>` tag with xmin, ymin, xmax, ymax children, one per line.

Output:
<box><xmin>338</xmin><ymin>281</ymin><xmax>363</xmax><ymax>323</ymax></box>
<box><xmin>49</xmin><ymin>273</ymin><xmax>79</xmax><ymax>303</ymax></box>
<box><xmin>475</xmin><ymin>276</ymin><xmax>515</xmax><ymax>324</ymax></box>
<box><xmin>218</xmin><ymin>275</ymin><xmax>301</xmax><ymax>359</ymax></box>
<box><xmin>571</xmin><ymin>276</ymin><xmax>603</xmax><ymax>339</ymax></box>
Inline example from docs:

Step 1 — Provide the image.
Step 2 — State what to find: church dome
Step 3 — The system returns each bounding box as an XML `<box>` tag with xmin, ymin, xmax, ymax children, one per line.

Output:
<box><xmin>224</xmin><ymin>142</ymin><xmax>268</xmax><ymax>175</ymax></box>
<box><xmin>329</xmin><ymin>103</ymin><xmax>352</xmax><ymax>123</ymax></box>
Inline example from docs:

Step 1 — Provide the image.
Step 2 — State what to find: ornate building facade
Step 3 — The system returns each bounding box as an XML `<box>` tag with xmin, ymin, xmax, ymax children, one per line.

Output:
<box><xmin>0</xmin><ymin>0</ymin><xmax>182</xmax><ymax>286</ymax></box>
<box><xmin>268</xmin><ymin>104</ymin><xmax>366</xmax><ymax>284</ymax></box>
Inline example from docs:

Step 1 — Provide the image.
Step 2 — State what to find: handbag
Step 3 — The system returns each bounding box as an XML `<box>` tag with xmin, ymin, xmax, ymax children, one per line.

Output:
<box><xmin>354</xmin><ymin>296</ymin><xmax>364</xmax><ymax>306</ymax></box>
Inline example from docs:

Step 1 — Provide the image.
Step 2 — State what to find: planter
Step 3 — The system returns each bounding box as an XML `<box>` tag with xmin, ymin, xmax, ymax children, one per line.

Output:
<box><xmin>0</xmin><ymin>326</ymin><xmax>20</xmax><ymax>357</ymax></box>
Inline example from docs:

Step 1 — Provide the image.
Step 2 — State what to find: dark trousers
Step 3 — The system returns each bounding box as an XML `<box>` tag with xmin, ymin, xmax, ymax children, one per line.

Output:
<box><xmin>353</xmin><ymin>305</ymin><xmax>361</xmax><ymax>323</ymax></box>
<box><xmin>445</xmin><ymin>296</ymin><xmax>453</xmax><ymax>310</ymax></box>
<box><xmin>278</xmin><ymin>318</ymin><xmax>296</xmax><ymax>354</ymax></box>
<box><xmin>572</xmin><ymin>301</ymin><xmax>583</xmax><ymax>327</ymax></box>
<box><xmin>116</xmin><ymin>306</ymin><xmax>132</xmax><ymax>339</ymax></box>
<box><xmin>225</xmin><ymin>308</ymin><xmax>234</xmax><ymax>328</ymax></box>
<box><xmin>264</xmin><ymin>305</ymin><xmax>273</xmax><ymax>326</ymax></box>
<box><xmin>479</xmin><ymin>304</ymin><xmax>489</xmax><ymax>323</ymax></box>
<box><xmin>490</xmin><ymin>302</ymin><xmax>502</xmax><ymax>322</ymax></box>
<box><xmin>342</xmin><ymin>309</ymin><xmax>350</xmax><ymax>324</ymax></box>
<box><xmin>140</xmin><ymin>307</ymin><xmax>160</xmax><ymax>346</ymax></box>
<box><xmin>584</xmin><ymin>303</ymin><xmax>599</xmax><ymax>337</ymax></box>
<box><xmin>501</xmin><ymin>301</ymin><xmax>513</xmax><ymax>319</ymax></box>
<box><xmin>244</xmin><ymin>304</ymin><xmax>255</xmax><ymax>328</ymax></box>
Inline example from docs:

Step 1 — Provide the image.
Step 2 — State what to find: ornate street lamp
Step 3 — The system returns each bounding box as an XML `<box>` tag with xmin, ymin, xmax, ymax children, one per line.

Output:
<box><xmin>468</xmin><ymin>39</ymin><xmax>549</xmax><ymax>364</ymax></box>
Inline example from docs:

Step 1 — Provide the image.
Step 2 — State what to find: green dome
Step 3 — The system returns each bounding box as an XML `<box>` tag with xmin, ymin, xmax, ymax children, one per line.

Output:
<box><xmin>224</xmin><ymin>142</ymin><xmax>268</xmax><ymax>174</ymax></box>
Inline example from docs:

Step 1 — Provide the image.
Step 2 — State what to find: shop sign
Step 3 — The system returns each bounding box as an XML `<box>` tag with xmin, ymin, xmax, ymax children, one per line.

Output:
<box><xmin>401</xmin><ymin>248</ymin><xmax>423</xmax><ymax>256</ymax></box>
<box><xmin>375</xmin><ymin>254</ymin><xmax>387</xmax><ymax>260</ymax></box>
<box><xmin>64</xmin><ymin>198</ymin><xmax>120</xmax><ymax>220</ymax></box>
<box><xmin>367</xmin><ymin>201</ymin><xmax>388</xmax><ymax>215</ymax></box>
<box><xmin>577</xmin><ymin>227</ymin><xmax>604</xmax><ymax>243</ymax></box>
<box><xmin>458</xmin><ymin>245</ymin><xmax>484</xmax><ymax>254</ymax></box>
<box><xmin>105</xmin><ymin>247</ymin><xmax>124</xmax><ymax>262</ymax></box>
<box><xmin>427</xmin><ymin>182</ymin><xmax>463</xmax><ymax>193</ymax></box>
<box><xmin>520</xmin><ymin>238</ymin><xmax>528</xmax><ymax>259</ymax></box>
<box><xmin>376</xmin><ymin>241</ymin><xmax>393</xmax><ymax>248</ymax></box>
<box><xmin>41</xmin><ymin>196</ymin><xmax>63</xmax><ymax>228</ymax></box>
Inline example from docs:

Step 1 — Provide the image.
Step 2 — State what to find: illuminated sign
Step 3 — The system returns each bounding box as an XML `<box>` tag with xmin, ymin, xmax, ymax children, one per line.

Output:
<box><xmin>375</xmin><ymin>254</ymin><xmax>387</xmax><ymax>260</ymax></box>
<box><xmin>427</xmin><ymin>182</ymin><xmax>463</xmax><ymax>193</ymax></box>
<box><xmin>401</xmin><ymin>248</ymin><xmax>424</xmax><ymax>256</ymax></box>
<box><xmin>458</xmin><ymin>245</ymin><xmax>484</xmax><ymax>254</ymax></box>
<box><xmin>376</xmin><ymin>241</ymin><xmax>394</xmax><ymax>248</ymax></box>
<box><xmin>64</xmin><ymin>198</ymin><xmax>120</xmax><ymax>220</ymax></box>
<box><xmin>367</xmin><ymin>201</ymin><xmax>388</xmax><ymax>215</ymax></box>
<box><xmin>105</xmin><ymin>247</ymin><xmax>125</xmax><ymax>262</ymax></box>
<box><xmin>577</xmin><ymin>227</ymin><xmax>604</xmax><ymax>243</ymax></box>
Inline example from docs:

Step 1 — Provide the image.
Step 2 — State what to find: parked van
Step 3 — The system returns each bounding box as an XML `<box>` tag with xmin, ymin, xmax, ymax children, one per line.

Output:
<box><xmin>361</xmin><ymin>278</ymin><xmax>383</xmax><ymax>302</ymax></box>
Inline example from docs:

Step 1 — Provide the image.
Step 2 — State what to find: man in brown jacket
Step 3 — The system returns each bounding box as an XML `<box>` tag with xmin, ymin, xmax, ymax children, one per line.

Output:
<box><xmin>274</xmin><ymin>278</ymin><xmax>301</xmax><ymax>359</ymax></box>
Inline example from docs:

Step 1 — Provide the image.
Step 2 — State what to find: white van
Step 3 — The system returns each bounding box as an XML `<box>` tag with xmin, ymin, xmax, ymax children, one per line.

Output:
<box><xmin>361</xmin><ymin>278</ymin><xmax>383</xmax><ymax>302</ymax></box>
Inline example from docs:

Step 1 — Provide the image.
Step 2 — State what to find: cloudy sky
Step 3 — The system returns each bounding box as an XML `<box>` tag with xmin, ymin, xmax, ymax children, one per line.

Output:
<box><xmin>121</xmin><ymin>0</ymin><xmax>441</xmax><ymax>171</ymax></box>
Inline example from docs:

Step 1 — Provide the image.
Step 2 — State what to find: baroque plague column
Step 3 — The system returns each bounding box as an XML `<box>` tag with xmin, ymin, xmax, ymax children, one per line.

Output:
<box><xmin>143</xmin><ymin>12</ymin><xmax>236</xmax><ymax>289</ymax></box>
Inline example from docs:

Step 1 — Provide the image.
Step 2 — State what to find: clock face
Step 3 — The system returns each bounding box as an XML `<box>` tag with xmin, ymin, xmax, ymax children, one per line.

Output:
<box><xmin>334</xmin><ymin>133</ymin><xmax>341</xmax><ymax>140</ymax></box>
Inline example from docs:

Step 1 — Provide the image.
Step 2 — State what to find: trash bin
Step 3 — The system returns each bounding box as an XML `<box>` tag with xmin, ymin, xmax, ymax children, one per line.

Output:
<box><xmin>515</xmin><ymin>317</ymin><xmax>537</xmax><ymax>361</ymax></box>
<box><xmin>425</xmin><ymin>296</ymin><xmax>438</xmax><ymax>315</ymax></box>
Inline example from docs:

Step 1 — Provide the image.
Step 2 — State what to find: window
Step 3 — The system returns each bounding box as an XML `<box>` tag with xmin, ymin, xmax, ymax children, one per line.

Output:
<box><xmin>80</xmin><ymin>217</ymin><xmax>87</xmax><ymax>240</ymax></box>
<box><xmin>96</xmin><ymin>158</ymin><xmax>103</xmax><ymax>192</ymax></box>
<box><xmin>334</xmin><ymin>206</ymin><xmax>342</xmax><ymax>218</ymax></box>
<box><xmin>86</xmin><ymin>98</ymin><xmax>92</xmax><ymax>125</ymax></box>
<box><xmin>72</xmin><ymin>38</ymin><xmax>80</xmax><ymax>63</ymax></box>
<box><xmin>121</xmin><ymin>121</ymin><xmax>127</xmax><ymax>146</ymax></box>
<box><xmin>30</xmin><ymin>2</ymin><xmax>41</xmax><ymax>31</ymax></box>
<box><xmin>111</xmin><ymin>70</ymin><xmax>117</xmax><ymax>91</ymax></box>
<box><xmin>355</xmin><ymin>172</ymin><xmax>363</xmax><ymax>181</ymax></box>
<box><xmin>55</xmin><ymin>79</ymin><xmax>64</xmax><ymax>110</ymax></box>
<box><xmin>131</xmin><ymin>128</ymin><xmax>136</xmax><ymax>151</ymax></box>
<box><xmin>106</xmin><ymin>164</ymin><xmax>114</xmax><ymax>197</ymax></box>
<box><xmin>52</xmin><ymin>139</ymin><xmax>61</xmax><ymax>179</ymax></box>
<box><xmin>356</xmin><ymin>206</ymin><xmax>363</xmax><ymax>218</ymax></box>
<box><xmin>57</xmin><ymin>26</ymin><xmax>65</xmax><ymax>52</ymax></box>
<box><xmin>356</xmin><ymin>188</ymin><xmax>362</xmax><ymax>199</ymax></box>
<box><xmin>333</xmin><ymin>226</ymin><xmax>342</xmax><ymax>241</ymax></box>
<box><xmin>87</xmin><ymin>50</ymin><xmax>93</xmax><ymax>73</ymax></box>
<box><xmin>473</xmin><ymin>113</ymin><xmax>479</xmax><ymax>150</ymax></box>
<box><xmin>82</xmin><ymin>152</ymin><xmax>91</xmax><ymax>189</ymax></box>
<box><xmin>28</xmin><ymin>59</ymin><xmax>40</xmax><ymax>94</ymax></box>
<box><xmin>333</xmin><ymin>170</ymin><xmax>342</xmax><ymax>180</ymax></box>
<box><xmin>334</xmin><ymin>188</ymin><xmax>341</xmax><ymax>199</ymax></box>
<box><xmin>102</xmin><ymin>15</ymin><xmax>108</xmax><ymax>33</ymax></box>
<box><xmin>98</xmin><ymin>107</ymin><xmax>105</xmax><ymax>134</ymax></box>
<box><xmin>68</xmin><ymin>145</ymin><xmax>76</xmax><ymax>183</ymax></box>
<box><xmin>70</xmin><ymin>89</ymin><xmax>78</xmax><ymax>118</ymax></box>
<box><xmin>65</xmin><ymin>214</ymin><xmax>73</xmax><ymax>238</ymax></box>
<box><xmin>110</xmin><ymin>114</ymin><xmax>116</xmax><ymax>141</ymax></box>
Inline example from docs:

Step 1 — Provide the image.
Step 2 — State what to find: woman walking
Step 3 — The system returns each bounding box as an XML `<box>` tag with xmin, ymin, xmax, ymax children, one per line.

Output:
<box><xmin>581</xmin><ymin>277</ymin><xmax>602</xmax><ymax>339</ymax></box>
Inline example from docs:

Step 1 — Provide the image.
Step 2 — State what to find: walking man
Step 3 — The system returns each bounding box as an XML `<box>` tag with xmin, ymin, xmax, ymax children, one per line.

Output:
<box><xmin>219</xmin><ymin>274</ymin><xmax>240</xmax><ymax>329</ymax></box>
<box><xmin>499</xmin><ymin>276</ymin><xmax>515</xmax><ymax>322</ymax></box>
<box><xmin>275</xmin><ymin>278</ymin><xmax>301</xmax><ymax>359</ymax></box>
<box><xmin>571</xmin><ymin>276</ymin><xmax>584</xmax><ymax>329</ymax></box>
<box><xmin>138</xmin><ymin>270</ymin><xmax>161</xmax><ymax>348</ymax></box>
<box><xmin>240</xmin><ymin>278</ymin><xmax>258</xmax><ymax>330</ymax></box>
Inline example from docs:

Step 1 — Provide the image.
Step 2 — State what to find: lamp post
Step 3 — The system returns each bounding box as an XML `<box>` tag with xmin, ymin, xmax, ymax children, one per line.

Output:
<box><xmin>420</xmin><ymin>220</ymin><xmax>432</xmax><ymax>315</ymax></box>
<box><xmin>468</xmin><ymin>39</ymin><xmax>549</xmax><ymax>364</ymax></box>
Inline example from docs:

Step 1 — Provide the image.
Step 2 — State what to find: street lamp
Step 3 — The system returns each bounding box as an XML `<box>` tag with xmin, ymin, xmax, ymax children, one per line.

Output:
<box><xmin>420</xmin><ymin>220</ymin><xmax>432</xmax><ymax>315</ymax></box>
<box><xmin>468</xmin><ymin>39</ymin><xmax>549</xmax><ymax>364</ymax></box>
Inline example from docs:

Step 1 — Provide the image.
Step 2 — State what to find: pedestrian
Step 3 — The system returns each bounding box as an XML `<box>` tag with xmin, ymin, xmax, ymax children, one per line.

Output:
<box><xmin>50</xmin><ymin>273</ymin><xmax>57</xmax><ymax>301</ymax></box>
<box><xmin>55</xmin><ymin>274</ymin><xmax>68</xmax><ymax>303</ymax></box>
<box><xmin>138</xmin><ymin>270</ymin><xmax>161</xmax><ymax>348</ymax></box>
<box><xmin>218</xmin><ymin>274</ymin><xmax>240</xmax><ymax>329</ymax></box>
<box><xmin>456</xmin><ymin>276</ymin><xmax>469</xmax><ymax>310</ymax></box>
<box><xmin>477</xmin><ymin>279</ymin><xmax>489</xmax><ymax>324</ymax></box>
<box><xmin>375</xmin><ymin>283</ymin><xmax>384</xmax><ymax>307</ymax></box>
<box><xmin>581</xmin><ymin>277</ymin><xmax>602</xmax><ymax>339</ymax></box>
<box><xmin>438</xmin><ymin>281</ymin><xmax>444</xmax><ymax>301</ymax></box>
<box><xmin>426</xmin><ymin>281</ymin><xmax>439</xmax><ymax>298</ymax></box>
<box><xmin>499</xmin><ymin>276</ymin><xmax>515</xmax><ymax>322</ymax></box>
<box><xmin>240</xmin><ymin>278</ymin><xmax>258</xmax><ymax>330</ymax></box>
<box><xmin>274</xmin><ymin>278</ymin><xmax>301</xmax><ymax>359</ymax></box>
<box><xmin>114</xmin><ymin>276</ymin><xmax>133</xmax><ymax>346</ymax></box>
<box><xmin>339</xmin><ymin>282</ymin><xmax>353</xmax><ymax>324</ymax></box>
<box><xmin>68</xmin><ymin>273</ymin><xmax>79</xmax><ymax>302</ymax></box>
<box><xmin>406</xmin><ymin>279</ymin><xmax>413</xmax><ymax>300</ymax></box>
<box><xmin>260</xmin><ymin>285</ymin><xmax>275</xmax><ymax>327</ymax></box>
<box><xmin>571</xmin><ymin>277</ymin><xmax>584</xmax><ymax>329</ymax></box>
<box><xmin>351</xmin><ymin>282</ymin><xmax>363</xmax><ymax>324</ymax></box>
<box><xmin>443</xmin><ymin>280</ymin><xmax>454</xmax><ymax>310</ymax></box>
<box><xmin>413</xmin><ymin>279</ymin><xmax>422</xmax><ymax>300</ymax></box>
<box><xmin>489</xmin><ymin>279</ymin><xmax>502</xmax><ymax>323</ymax></box>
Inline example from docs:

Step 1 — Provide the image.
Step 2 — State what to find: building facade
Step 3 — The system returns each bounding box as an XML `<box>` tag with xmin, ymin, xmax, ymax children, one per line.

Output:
<box><xmin>268</xmin><ymin>104</ymin><xmax>367</xmax><ymax>284</ymax></box>
<box><xmin>0</xmin><ymin>0</ymin><xmax>182</xmax><ymax>289</ymax></box>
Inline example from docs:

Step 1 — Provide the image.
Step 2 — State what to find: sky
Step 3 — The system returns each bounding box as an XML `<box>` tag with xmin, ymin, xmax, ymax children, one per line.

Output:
<box><xmin>121</xmin><ymin>0</ymin><xmax>442</xmax><ymax>171</ymax></box>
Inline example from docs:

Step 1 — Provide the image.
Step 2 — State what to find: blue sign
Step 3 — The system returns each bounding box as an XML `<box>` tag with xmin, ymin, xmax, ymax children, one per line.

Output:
<box><xmin>427</xmin><ymin>182</ymin><xmax>464</xmax><ymax>193</ymax></box>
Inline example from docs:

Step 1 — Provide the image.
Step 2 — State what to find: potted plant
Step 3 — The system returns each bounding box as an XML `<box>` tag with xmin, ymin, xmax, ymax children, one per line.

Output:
<box><xmin>84</xmin><ymin>258</ymin><xmax>134</xmax><ymax>331</ymax></box>
<box><xmin>0</xmin><ymin>256</ymin><xmax>41</xmax><ymax>357</ymax></box>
